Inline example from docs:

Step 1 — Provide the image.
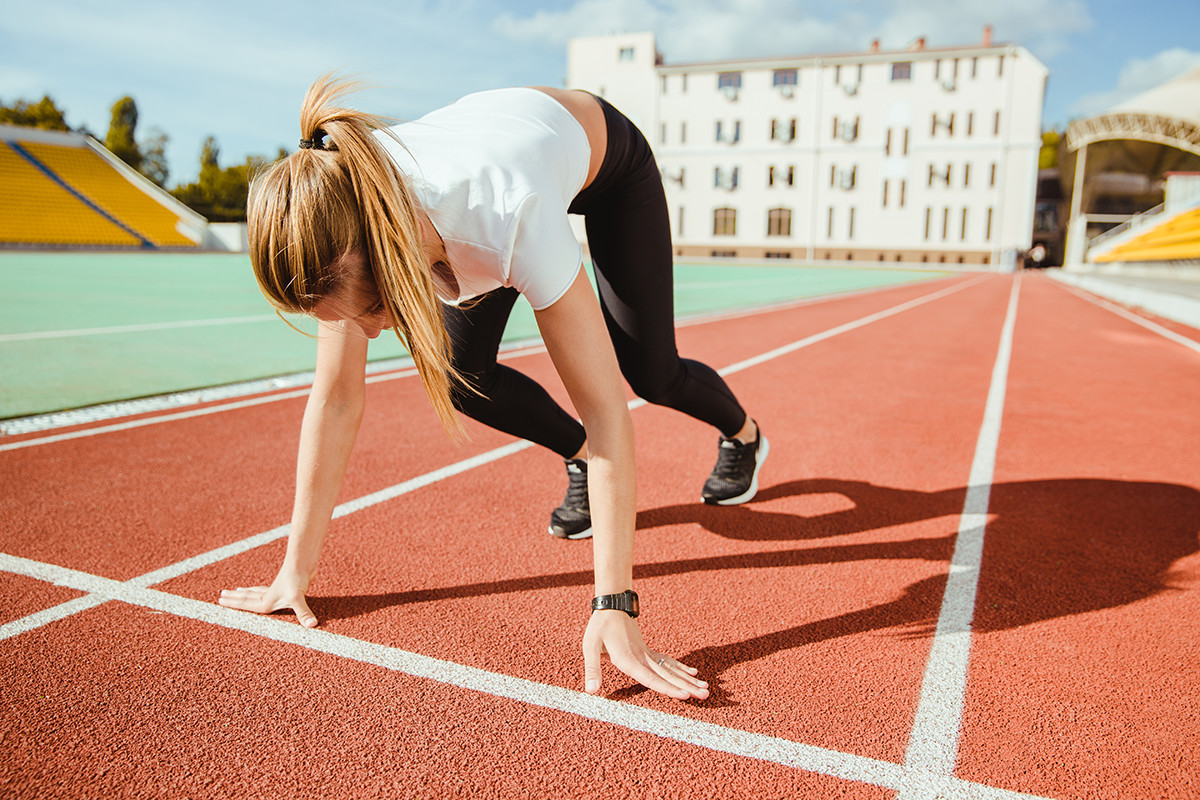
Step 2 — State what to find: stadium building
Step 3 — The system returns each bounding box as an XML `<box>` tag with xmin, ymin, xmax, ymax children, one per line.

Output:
<box><xmin>567</xmin><ymin>29</ymin><xmax>1047</xmax><ymax>268</ymax></box>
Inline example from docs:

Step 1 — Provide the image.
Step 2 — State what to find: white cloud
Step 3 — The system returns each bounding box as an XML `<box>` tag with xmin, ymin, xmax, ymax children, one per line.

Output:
<box><xmin>492</xmin><ymin>0</ymin><xmax>1094</xmax><ymax>63</ymax></box>
<box><xmin>1069</xmin><ymin>48</ymin><xmax>1200</xmax><ymax>117</ymax></box>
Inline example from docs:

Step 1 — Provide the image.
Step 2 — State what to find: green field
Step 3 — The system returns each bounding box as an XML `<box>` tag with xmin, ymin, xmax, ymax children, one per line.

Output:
<box><xmin>0</xmin><ymin>251</ymin><xmax>947</xmax><ymax>420</ymax></box>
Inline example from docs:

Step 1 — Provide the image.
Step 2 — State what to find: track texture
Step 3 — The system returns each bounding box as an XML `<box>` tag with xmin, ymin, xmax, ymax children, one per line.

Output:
<box><xmin>2</xmin><ymin>273</ymin><xmax>1197</xmax><ymax>799</ymax></box>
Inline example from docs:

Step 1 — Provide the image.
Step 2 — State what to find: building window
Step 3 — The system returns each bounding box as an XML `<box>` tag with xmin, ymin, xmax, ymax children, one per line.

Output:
<box><xmin>714</xmin><ymin>166</ymin><xmax>739</xmax><ymax>190</ymax></box>
<box><xmin>971</xmin><ymin>57</ymin><xmax>978</xmax><ymax>78</ymax></box>
<box><xmin>961</xmin><ymin>207</ymin><xmax>969</xmax><ymax>240</ymax></box>
<box><xmin>924</xmin><ymin>207</ymin><xmax>932</xmax><ymax>240</ymax></box>
<box><xmin>717</xmin><ymin>71</ymin><xmax>743</xmax><ymax>90</ymax></box>
<box><xmin>903</xmin><ymin>128</ymin><xmax>910</xmax><ymax>155</ymax></box>
<box><xmin>680</xmin><ymin>121</ymin><xmax>687</xmax><ymax>144</ymax></box>
<box><xmin>964</xmin><ymin>163</ymin><xmax>971</xmax><ymax>187</ymax></box>
<box><xmin>994</xmin><ymin>111</ymin><xmax>1002</xmax><ymax>136</ymax></box>
<box><xmin>891</xmin><ymin>62</ymin><xmax>912</xmax><ymax>81</ymax></box>
<box><xmin>682</xmin><ymin>74</ymin><xmax>688</xmax><ymax>92</ymax></box>
<box><xmin>848</xmin><ymin>207</ymin><xmax>856</xmax><ymax>240</ymax></box>
<box><xmin>967</xmin><ymin>112</ymin><xmax>974</xmax><ymax>136</ymax></box>
<box><xmin>990</xmin><ymin>162</ymin><xmax>997</xmax><ymax>187</ymax></box>
<box><xmin>998</xmin><ymin>55</ymin><xmax>1005</xmax><ymax>77</ymax></box>
<box><xmin>883</xmin><ymin>179</ymin><xmax>890</xmax><ymax>208</ymax></box>
<box><xmin>765</xmin><ymin>251</ymin><xmax>793</xmax><ymax>259</ymax></box>
<box><xmin>827</xmin><ymin>207</ymin><xmax>835</xmax><ymax>238</ymax></box>
<box><xmin>768</xmin><ymin>165</ymin><xmax>776</xmax><ymax>186</ymax></box>
<box><xmin>714</xmin><ymin>207</ymin><xmax>737</xmax><ymax>236</ymax></box>
<box><xmin>773</xmin><ymin>68</ymin><xmax>798</xmax><ymax>87</ymax></box>
<box><xmin>661</xmin><ymin>75</ymin><xmax>668</xmax><ymax>94</ymax></box>
<box><xmin>770</xmin><ymin>119</ymin><xmax>780</xmax><ymax>141</ymax></box>
<box><xmin>660</xmin><ymin>123</ymin><xmax>667</xmax><ymax>145</ymax></box>
<box><xmin>899</xmin><ymin>179</ymin><xmax>907</xmax><ymax>207</ymax></box>
<box><xmin>767</xmin><ymin>207</ymin><xmax>792</xmax><ymax>237</ymax></box>
<box><xmin>619</xmin><ymin>47</ymin><xmax>635</xmax><ymax>61</ymax></box>
<box><xmin>885</xmin><ymin>128</ymin><xmax>892</xmax><ymax>155</ymax></box>
<box><xmin>716</xmin><ymin>120</ymin><xmax>741</xmax><ymax>144</ymax></box>
<box><xmin>678</xmin><ymin>206</ymin><xmax>685</xmax><ymax>237</ymax></box>
<box><xmin>942</xmin><ymin>207</ymin><xmax>950</xmax><ymax>240</ymax></box>
<box><xmin>786</xmin><ymin>165</ymin><xmax>795</xmax><ymax>186</ymax></box>
<box><xmin>986</xmin><ymin>207</ymin><xmax>994</xmax><ymax>240</ymax></box>
<box><xmin>932</xmin><ymin>112</ymin><xmax>954</xmax><ymax>136</ymax></box>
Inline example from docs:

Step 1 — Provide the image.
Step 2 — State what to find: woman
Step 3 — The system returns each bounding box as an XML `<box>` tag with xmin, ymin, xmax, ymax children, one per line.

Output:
<box><xmin>218</xmin><ymin>76</ymin><xmax>768</xmax><ymax>700</ymax></box>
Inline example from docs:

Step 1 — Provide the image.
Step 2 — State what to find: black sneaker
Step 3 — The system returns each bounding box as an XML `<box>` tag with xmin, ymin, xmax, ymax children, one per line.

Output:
<box><xmin>549</xmin><ymin>459</ymin><xmax>592</xmax><ymax>539</ymax></box>
<box><xmin>702</xmin><ymin>428</ymin><xmax>769</xmax><ymax>505</ymax></box>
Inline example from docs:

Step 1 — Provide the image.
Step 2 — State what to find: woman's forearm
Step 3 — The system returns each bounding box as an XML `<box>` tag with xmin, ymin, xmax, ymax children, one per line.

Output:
<box><xmin>282</xmin><ymin>389</ymin><xmax>365</xmax><ymax>582</ymax></box>
<box><xmin>582</xmin><ymin>410</ymin><xmax>637</xmax><ymax>596</ymax></box>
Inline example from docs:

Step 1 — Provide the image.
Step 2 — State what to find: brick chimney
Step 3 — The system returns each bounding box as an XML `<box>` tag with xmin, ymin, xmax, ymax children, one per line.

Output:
<box><xmin>982</xmin><ymin>25</ymin><xmax>993</xmax><ymax>46</ymax></box>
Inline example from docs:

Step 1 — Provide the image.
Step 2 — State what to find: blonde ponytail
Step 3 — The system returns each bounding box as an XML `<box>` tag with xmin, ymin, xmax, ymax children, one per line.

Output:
<box><xmin>248</xmin><ymin>74</ymin><xmax>466</xmax><ymax>439</ymax></box>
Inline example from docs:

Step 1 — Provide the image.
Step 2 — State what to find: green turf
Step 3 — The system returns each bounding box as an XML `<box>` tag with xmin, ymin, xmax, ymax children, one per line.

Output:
<box><xmin>0</xmin><ymin>251</ymin><xmax>947</xmax><ymax>419</ymax></box>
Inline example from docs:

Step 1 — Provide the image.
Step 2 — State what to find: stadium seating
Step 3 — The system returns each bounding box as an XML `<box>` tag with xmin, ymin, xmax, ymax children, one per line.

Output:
<box><xmin>1093</xmin><ymin>206</ymin><xmax>1200</xmax><ymax>263</ymax></box>
<box><xmin>22</xmin><ymin>142</ymin><xmax>198</xmax><ymax>247</ymax></box>
<box><xmin>0</xmin><ymin>132</ymin><xmax>200</xmax><ymax>249</ymax></box>
<box><xmin>0</xmin><ymin>141</ymin><xmax>141</xmax><ymax>247</ymax></box>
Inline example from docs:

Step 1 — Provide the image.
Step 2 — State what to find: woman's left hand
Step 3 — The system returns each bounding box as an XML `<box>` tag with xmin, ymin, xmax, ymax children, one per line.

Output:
<box><xmin>582</xmin><ymin>611</ymin><xmax>709</xmax><ymax>700</ymax></box>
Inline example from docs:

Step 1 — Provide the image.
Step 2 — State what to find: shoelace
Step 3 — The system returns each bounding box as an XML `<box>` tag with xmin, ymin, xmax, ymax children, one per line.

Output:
<box><xmin>712</xmin><ymin>441</ymin><xmax>750</xmax><ymax>479</ymax></box>
<box><xmin>564</xmin><ymin>464</ymin><xmax>589</xmax><ymax>510</ymax></box>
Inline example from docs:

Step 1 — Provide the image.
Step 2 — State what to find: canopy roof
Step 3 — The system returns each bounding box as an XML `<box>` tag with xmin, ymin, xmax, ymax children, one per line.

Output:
<box><xmin>1067</xmin><ymin>65</ymin><xmax>1200</xmax><ymax>156</ymax></box>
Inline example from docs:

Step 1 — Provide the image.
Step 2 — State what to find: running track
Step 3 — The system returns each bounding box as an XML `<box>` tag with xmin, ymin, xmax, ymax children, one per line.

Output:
<box><xmin>2</xmin><ymin>272</ymin><xmax>1198</xmax><ymax>799</ymax></box>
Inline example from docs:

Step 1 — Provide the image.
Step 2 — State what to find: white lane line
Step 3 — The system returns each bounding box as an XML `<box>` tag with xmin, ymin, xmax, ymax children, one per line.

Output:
<box><xmin>900</xmin><ymin>274</ymin><xmax>1022</xmax><ymax>795</ymax></box>
<box><xmin>716</xmin><ymin>276</ymin><xmax>986</xmax><ymax>376</ymax></box>
<box><xmin>0</xmin><ymin>439</ymin><xmax>536</xmax><ymax>642</ymax></box>
<box><xmin>1</xmin><ymin>276</ymin><xmax>979</xmax><ymax>450</ymax></box>
<box><xmin>1057</xmin><ymin>283</ymin><xmax>1200</xmax><ymax>356</ymax></box>
<box><xmin>0</xmin><ymin>314</ymin><xmax>282</xmax><ymax>342</ymax></box>
<box><xmin>0</xmin><ymin>551</ymin><xmax>1050</xmax><ymax>799</ymax></box>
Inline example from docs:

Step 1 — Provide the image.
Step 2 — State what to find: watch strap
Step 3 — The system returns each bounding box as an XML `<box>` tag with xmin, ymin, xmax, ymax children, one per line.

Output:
<box><xmin>591</xmin><ymin>589</ymin><xmax>639</xmax><ymax>618</ymax></box>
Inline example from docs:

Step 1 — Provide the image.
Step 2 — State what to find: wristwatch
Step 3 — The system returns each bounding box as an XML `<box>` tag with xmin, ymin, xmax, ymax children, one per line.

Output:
<box><xmin>591</xmin><ymin>589</ymin><xmax>639</xmax><ymax>618</ymax></box>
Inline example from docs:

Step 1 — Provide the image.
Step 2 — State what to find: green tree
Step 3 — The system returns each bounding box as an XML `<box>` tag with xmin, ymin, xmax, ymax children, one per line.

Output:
<box><xmin>171</xmin><ymin>136</ymin><xmax>272</xmax><ymax>222</ymax></box>
<box><xmin>105</xmin><ymin>96</ymin><xmax>142</xmax><ymax>171</ymax></box>
<box><xmin>139</xmin><ymin>127</ymin><xmax>170</xmax><ymax>187</ymax></box>
<box><xmin>0</xmin><ymin>95</ymin><xmax>71</xmax><ymax>130</ymax></box>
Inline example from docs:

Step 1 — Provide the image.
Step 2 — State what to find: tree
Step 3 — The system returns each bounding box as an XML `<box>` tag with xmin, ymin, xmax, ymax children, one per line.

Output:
<box><xmin>171</xmin><ymin>136</ymin><xmax>273</xmax><ymax>222</ymax></box>
<box><xmin>105</xmin><ymin>96</ymin><xmax>142</xmax><ymax>172</ymax></box>
<box><xmin>0</xmin><ymin>95</ymin><xmax>71</xmax><ymax>130</ymax></box>
<box><xmin>139</xmin><ymin>127</ymin><xmax>170</xmax><ymax>187</ymax></box>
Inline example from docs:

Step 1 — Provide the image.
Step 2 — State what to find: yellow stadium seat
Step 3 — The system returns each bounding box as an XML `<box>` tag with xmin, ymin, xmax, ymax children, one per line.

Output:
<box><xmin>1094</xmin><ymin>207</ymin><xmax>1200</xmax><ymax>262</ymax></box>
<box><xmin>22</xmin><ymin>142</ymin><xmax>198</xmax><ymax>247</ymax></box>
<box><xmin>0</xmin><ymin>142</ymin><xmax>141</xmax><ymax>247</ymax></box>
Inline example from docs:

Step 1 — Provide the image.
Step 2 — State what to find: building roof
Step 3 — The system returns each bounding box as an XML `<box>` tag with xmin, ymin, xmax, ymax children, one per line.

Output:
<box><xmin>1066</xmin><ymin>66</ymin><xmax>1200</xmax><ymax>156</ymax></box>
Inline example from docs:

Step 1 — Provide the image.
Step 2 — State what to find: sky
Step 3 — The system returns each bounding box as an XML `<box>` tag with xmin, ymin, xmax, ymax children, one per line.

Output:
<box><xmin>2</xmin><ymin>0</ymin><xmax>1198</xmax><ymax>187</ymax></box>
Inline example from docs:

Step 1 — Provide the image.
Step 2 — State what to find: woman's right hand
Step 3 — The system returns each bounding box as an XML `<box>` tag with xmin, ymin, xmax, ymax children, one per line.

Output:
<box><xmin>218</xmin><ymin>569</ymin><xmax>318</xmax><ymax>628</ymax></box>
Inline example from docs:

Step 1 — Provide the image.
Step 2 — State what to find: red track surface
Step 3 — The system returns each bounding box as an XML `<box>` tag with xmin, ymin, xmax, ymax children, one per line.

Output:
<box><xmin>2</xmin><ymin>273</ymin><xmax>1197</xmax><ymax>799</ymax></box>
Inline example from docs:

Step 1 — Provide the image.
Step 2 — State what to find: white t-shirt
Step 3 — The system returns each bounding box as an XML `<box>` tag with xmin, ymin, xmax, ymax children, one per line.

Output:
<box><xmin>376</xmin><ymin>88</ymin><xmax>592</xmax><ymax>310</ymax></box>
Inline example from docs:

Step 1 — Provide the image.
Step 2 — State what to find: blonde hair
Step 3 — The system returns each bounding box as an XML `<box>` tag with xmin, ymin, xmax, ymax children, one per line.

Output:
<box><xmin>247</xmin><ymin>74</ymin><xmax>465</xmax><ymax>438</ymax></box>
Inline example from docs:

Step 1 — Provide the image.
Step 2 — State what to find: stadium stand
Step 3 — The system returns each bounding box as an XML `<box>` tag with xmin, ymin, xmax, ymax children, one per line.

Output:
<box><xmin>0</xmin><ymin>125</ymin><xmax>205</xmax><ymax>249</ymax></box>
<box><xmin>1092</xmin><ymin>205</ymin><xmax>1200</xmax><ymax>263</ymax></box>
<box><xmin>0</xmin><ymin>141</ymin><xmax>141</xmax><ymax>247</ymax></box>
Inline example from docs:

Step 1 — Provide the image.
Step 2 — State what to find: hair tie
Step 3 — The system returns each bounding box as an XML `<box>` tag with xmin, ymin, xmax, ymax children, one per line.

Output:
<box><xmin>299</xmin><ymin>128</ymin><xmax>328</xmax><ymax>150</ymax></box>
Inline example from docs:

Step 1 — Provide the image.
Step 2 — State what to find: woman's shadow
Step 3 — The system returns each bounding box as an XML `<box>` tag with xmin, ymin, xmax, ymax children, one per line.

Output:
<box><xmin>313</xmin><ymin>476</ymin><xmax>1200</xmax><ymax>704</ymax></box>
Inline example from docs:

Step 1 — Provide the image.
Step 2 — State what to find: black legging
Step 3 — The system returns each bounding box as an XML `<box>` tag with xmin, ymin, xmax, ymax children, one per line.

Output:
<box><xmin>445</xmin><ymin>96</ymin><xmax>746</xmax><ymax>459</ymax></box>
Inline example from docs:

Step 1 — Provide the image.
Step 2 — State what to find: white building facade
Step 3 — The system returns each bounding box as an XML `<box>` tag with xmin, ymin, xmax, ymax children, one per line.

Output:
<box><xmin>567</xmin><ymin>31</ymin><xmax>1047</xmax><ymax>267</ymax></box>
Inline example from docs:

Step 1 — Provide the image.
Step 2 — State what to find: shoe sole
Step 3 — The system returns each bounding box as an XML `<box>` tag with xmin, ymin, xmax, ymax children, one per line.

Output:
<box><xmin>548</xmin><ymin>525</ymin><xmax>593</xmax><ymax>540</ymax></box>
<box><xmin>703</xmin><ymin>436</ymin><xmax>770</xmax><ymax>506</ymax></box>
